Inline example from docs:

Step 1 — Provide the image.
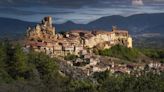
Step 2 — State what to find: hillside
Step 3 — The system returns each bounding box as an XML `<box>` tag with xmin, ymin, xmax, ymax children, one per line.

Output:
<box><xmin>0</xmin><ymin>41</ymin><xmax>163</xmax><ymax>92</ymax></box>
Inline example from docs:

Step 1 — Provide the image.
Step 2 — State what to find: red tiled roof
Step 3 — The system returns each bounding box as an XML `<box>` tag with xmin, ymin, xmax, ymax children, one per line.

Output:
<box><xmin>27</xmin><ymin>41</ymin><xmax>47</xmax><ymax>47</ymax></box>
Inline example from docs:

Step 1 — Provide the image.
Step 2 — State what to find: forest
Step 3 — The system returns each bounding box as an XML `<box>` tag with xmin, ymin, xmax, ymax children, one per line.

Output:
<box><xmin>0</xmin><ymin>41</ymin><xmax>163</xmax><ymax>92</ymax></box>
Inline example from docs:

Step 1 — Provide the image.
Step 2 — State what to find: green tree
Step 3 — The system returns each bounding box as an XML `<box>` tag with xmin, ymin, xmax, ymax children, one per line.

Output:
<box><xmin>0</xmin><ymin>42</ymin><xmax>13</xmax><ymax>83</ymax></box>
<box><xmin>98</xmin><ymin>45</ymin><xmax>140</xmax><ymax>61</ymax></box>
<box><xmin>67</xmin><ymin>80</ymin><xmax>97</xmax><ymax>92</ymax></box>
<box><xmin>7</xmin><ymin>44</ymin><xmax>30</xmax><ymax>80</ymax></box>
<box><xmin>64</xmin><ymin>54</ymin><xmax>78</xmax><ymax>61</ymax></box>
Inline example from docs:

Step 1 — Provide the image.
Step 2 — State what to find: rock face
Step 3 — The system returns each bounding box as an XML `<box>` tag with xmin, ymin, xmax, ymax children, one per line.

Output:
<box><xmin>26</xmin><ymin>16</ymin><xmax>56</xmax><ymax>41</ymax></box>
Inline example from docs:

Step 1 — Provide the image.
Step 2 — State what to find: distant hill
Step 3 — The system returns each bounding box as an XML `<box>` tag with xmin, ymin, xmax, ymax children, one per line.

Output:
<box><xmin>56</xmin><ymin>13</ymin><xmax>164</xmax><ymax>35</ymax></box>
<box><xmin>0</xmin><ymin>17</ymin><xmax>36</xmax><ymax>39</ymax></box>
<box><xmin>0</xmin><ymin>13</ymin><xmax>164</xmax><ymax>39</ymax></box>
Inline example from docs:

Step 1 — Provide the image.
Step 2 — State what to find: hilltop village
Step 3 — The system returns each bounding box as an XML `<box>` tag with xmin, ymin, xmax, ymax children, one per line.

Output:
<box><xmin>26</xmin><ymin>16</ymin><xmax>132</xmax><ymax>56</ymax></box>
<box><xmin>25</xmin><ymin>16</ymin><xmax>163</xmax><ymax>77</ymax></box>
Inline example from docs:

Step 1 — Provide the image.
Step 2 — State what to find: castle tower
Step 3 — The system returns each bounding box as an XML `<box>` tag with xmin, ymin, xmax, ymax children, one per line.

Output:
<box><xmin>35</xmin><ymin>24</ymin><xmax>41</xmax><ymax>36</ymax></box>
<box><xmin>52</xmin><ymin>27</ymin><xmax>56</xmax><ymax>35</ymax></box>
<box><xmin>127</xmin><ymin>36</ymin><xmax>133</xmax><ymax>48</ymax></box>
<box><xmin>42</xmin><ymin>16</ymin><xmax>53</xmax><ymax>27</ymax></box>
<box><xmin>42</xmin><ymin>16</ymin><xmax>56</xmax><ymax>35</ymax></box>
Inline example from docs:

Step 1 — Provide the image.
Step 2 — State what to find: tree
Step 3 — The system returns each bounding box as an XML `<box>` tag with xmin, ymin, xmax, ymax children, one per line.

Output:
<box><xmin>7</xmin><ymin>44</ymin><xmax>30</xmax><ymax>80</ymax></box>
<box><xmin>98</xmin><ymin>45</ymin><xmax>140</xmax><ymax>61</ymax></box>
<box><xmin>0</xmin><ymin>42</ymin><xmax>13</xmax><ymax>83</ymax></box>
<box><xmin>67</xmin><ymin>80</ymin><xmax>97</xmax><ymax>92</ymax></box>
<box><xmin>64</xmin><ymin>54</ymin><xmax>77</xmax><ymax>61</ymax></box>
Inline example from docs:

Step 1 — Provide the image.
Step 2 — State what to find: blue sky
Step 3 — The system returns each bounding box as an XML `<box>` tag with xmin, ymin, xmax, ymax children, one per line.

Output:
<box><xmin>0</xmin><ymin>0</ymin><xmax>164</xmax><ymax>24</ymax></box>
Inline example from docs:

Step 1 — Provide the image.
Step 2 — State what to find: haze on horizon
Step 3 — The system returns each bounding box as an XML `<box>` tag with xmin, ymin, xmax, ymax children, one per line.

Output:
<box><xmin>0</xmin><ymin>0</ymin><xmax>164</xmax><ymax>24</ymax></box>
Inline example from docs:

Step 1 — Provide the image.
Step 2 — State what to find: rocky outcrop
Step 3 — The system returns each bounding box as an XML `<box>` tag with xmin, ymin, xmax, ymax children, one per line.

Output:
<box><xmin>26</xmin><ymin>16</ymin><xmax>56</xmax><ymax>41</ymax></box>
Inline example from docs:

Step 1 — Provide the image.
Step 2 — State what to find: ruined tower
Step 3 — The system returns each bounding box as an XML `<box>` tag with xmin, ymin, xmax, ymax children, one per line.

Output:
<box><xmin>42</xmin><ymin>16</ymin><xmax>56</xmax><ymax>35</ymax></box>
<box><xmin>26</xmin><ymin>16</ymin><xmax>56</xmax><ymax>41</ymax></box>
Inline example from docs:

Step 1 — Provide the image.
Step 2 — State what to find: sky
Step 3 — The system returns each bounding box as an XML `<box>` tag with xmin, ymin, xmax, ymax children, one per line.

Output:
<box><xmin>0</xmin><ymin>0</ymin><xmax>164</xmax><ymax>24</ymax></box>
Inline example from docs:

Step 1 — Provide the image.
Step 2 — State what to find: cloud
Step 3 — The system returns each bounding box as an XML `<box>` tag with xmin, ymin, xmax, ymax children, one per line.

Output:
<box><xmin>0</xmin><ymin>0</ymin><xmax>164</xmax><ymax>23</ymax></box>
<box><xmin>0</xmin><ymin>0</ymin><xmax>163</xmax><ymax>8</ymax></box>
<box><xmin>0</xmin><ymin>7</ymin><xmax>74</xmax><ymax>15</ymax></box>
<box><xmin>0</xmin><ymin>0</ymin><xmax>131</xmax><ymax>8</ymax></box>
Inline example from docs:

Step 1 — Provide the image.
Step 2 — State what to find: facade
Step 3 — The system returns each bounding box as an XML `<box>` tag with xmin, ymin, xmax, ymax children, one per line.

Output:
<box><xmin>25</xmin><ymin>16</ymin><xmax>133</xmax><ymax>56</ymax></box>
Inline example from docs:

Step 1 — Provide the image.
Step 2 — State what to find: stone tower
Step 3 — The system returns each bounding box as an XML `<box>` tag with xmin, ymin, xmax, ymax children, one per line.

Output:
<box><xmin>35</xmin><ymin>24</ymin><xmax>41</xmax><ymax>37</ymax></box>
<box><xmin>127</xmin><ymin>36</ymin><xmax>133</xmax><ymax>48</ymax></box>
<box><xmin>42</xmin><ymin>16</ymin><xmax>56</xmax><ymax>35</ymax></box>
<box><xmin>42</xmin><ymin>16</ymin><xmax>53</xmax><ymax>27</ymax></box>
<box><xmin>26</xmin><ymin>16</ymin><xmax>56</xmax><ymax>41</ymax></box>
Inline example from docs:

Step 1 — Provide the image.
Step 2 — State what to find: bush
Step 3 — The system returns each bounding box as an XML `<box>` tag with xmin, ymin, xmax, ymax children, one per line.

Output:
<box><xmin>94</xmin><ymin>71</ymin><xmax>164</xmax><ymax>92</ymax></box>
<box><xmin>67</xmin><ymin>80</ymin><xmax>97</xmax><ymax>92</ymax></box>
<box><xmin>64</xmin><ymin>54</ymin><xmax>78</xmax><ymax>61</ymax></box>
<box><xmin>140</xmin><ymin>49</ymin><xmax>164</xmax><ymax>59</ymax></box>
<box><xmin>97</xmin><ymin>45</ymin><xmax>140</xmax><ymax>61</ymax></box>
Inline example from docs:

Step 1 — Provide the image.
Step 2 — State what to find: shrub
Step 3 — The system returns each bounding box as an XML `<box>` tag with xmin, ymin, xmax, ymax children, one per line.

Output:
<box><xmin>98</xmin><ymin>45</ymin><xmax>140</xmax><ymax>61</ymax></box>
<box><xmin>64</xmin><ymin>54</ymin><xmax>78</xmax><ymax>61</ymax></box>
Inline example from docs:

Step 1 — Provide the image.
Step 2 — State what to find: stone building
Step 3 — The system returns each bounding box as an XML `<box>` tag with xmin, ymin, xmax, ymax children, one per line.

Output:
<box><xmin>25</xmin><ymin>16</ymin><xmax>133</xmax><ymax>56</ymax></box>
<box><xmin>26</xmin><ymin>16</ymin><xmax>56</xmax><ymax>41</ymax></box>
